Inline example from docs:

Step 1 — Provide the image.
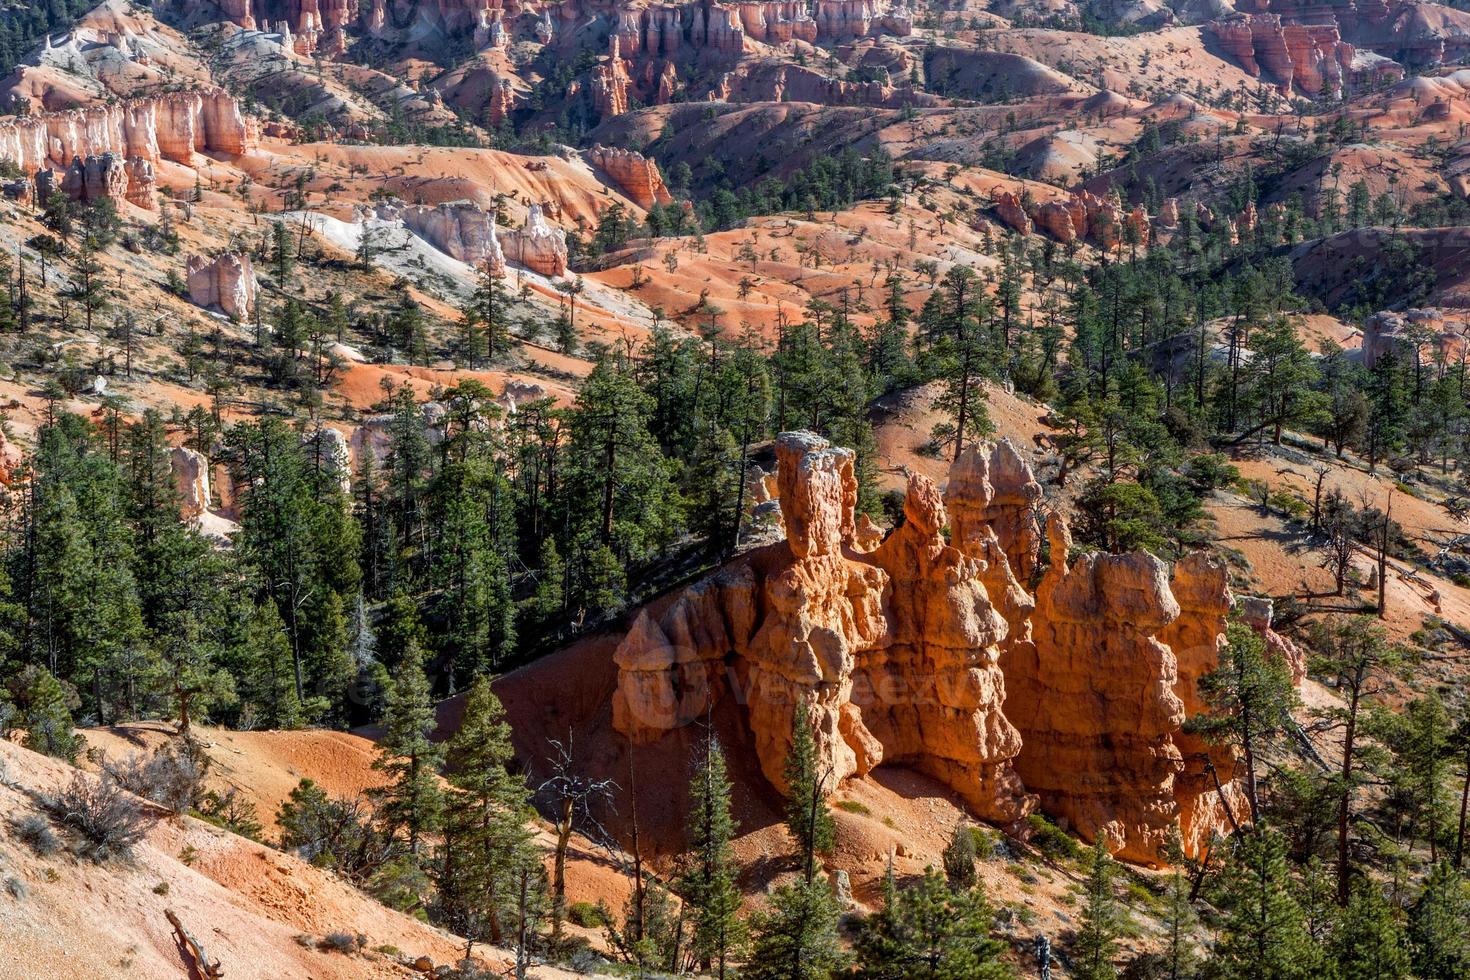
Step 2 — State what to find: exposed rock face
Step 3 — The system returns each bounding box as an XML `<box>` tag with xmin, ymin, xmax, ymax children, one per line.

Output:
<box><xmin>610</xmin><ymin>431</ymin><xmax>1288</xmax><ymax>862</ymax></box>
<box><xmin>1016</xmin><ymin>515</ymin><xmax>1187</xmax><ymax>862</ymax></box>
<box><xmin>591</xmin><ymin>38</ymin><xmax>633</xmax><ymax>118</ymax></box>
<box><xmin>612</xmin><ymin>431</ymin><xmax>1034</xmax><ymax>826</ymax></box>
<box><xmin>995</xmin><ymin>190</ymin><xmax>1031</xmax><ymax>235</ymax></box>
<box><xmin>0</xmin><ymin>89</ymin><xmax>251</xmax><ymax>174</ymax></box>
<box><xmin>586</xmin><ymin>144</ymin><xmax>674</xmax><ymax>210</ymax></box>
<box><xmin>863</xmin><ymin>472</ymin><xmax>1031</xmax><ymax>823</ymax></box>
<box><xmin>1238</xmin><ymin>595</ymin><xmax>1309</xmax><ymax>684</ymax></box>
<box><xmin>949</xmin><ymin>440</ymin><xmax>1043</xmax><ymax>583</ymax></box>
<box><xmin>1208</xmin><ymin>14</ymin><xmax>1358</xmax><ymax>96</ymax></box>
<box><xmin>1362</xmin><ymin>308</ymin><xmax>1469</xmax><ymax>371</ymax></box>
<box><xmin>186</xmin><ymin>253</ymin><xmax>259</xmax><ymax>320</ymax></box>
<box><xmin>378</xmin><ymin>200</ymin><xmax>507</xmax><ymax>274</ymax></box>
<box><xmin>1034</xmin><ymin>200</ymin><xmax>1079</xmax><ymax>243</ymax></box>
<box><xmin>59</xmin><ymin>153</ymin><xmax>127</xmax><ymax>206</ymax></box>
<box><xmin>171</xmin><ymin>447</ymin><xmax>212</xmax><ymax>520</ymax></box>
<box><xmin>1159</xmin><ymin>553</ymin><xmax>1245</xmax><ymax>856</ymax></box>
<box><xmin>507</xmin><ymin>204</ymin><xmax>568</xmax><ymax>277</ymax></box>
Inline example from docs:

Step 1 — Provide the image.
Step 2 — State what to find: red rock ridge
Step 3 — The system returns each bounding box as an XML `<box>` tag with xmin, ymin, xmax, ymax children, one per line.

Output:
<box><xmin>586</xmin><ymin>144</ymin><xmax>673</xmax><ymax>210</ymax></box>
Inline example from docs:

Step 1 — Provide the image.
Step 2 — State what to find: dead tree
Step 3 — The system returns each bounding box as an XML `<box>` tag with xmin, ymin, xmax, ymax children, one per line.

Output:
<box><xmin>166</xmin><ymin>909</ymin><xmax>224</xmax><ymax>979</ymax></box>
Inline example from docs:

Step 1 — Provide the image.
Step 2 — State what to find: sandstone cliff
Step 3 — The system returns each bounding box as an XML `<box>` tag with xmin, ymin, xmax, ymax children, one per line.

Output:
<box><xmin>610</xmin><ymin>433</ymin><xmax>1277</xmax><ymax>862</ymax></box>
<box><xmin>612</xmin><ymin>431</ymin><xmax>1034</xmax><ymax>827</ymax></box>
<box><xmin>587</xmin><ymin>144</ymin><xmax>674</xmax><ymax>210</ymax></box>
<box><xmin>0</xmin><ymin>89</ymin><xmax>251</xmax><ymax>175</ymax></box>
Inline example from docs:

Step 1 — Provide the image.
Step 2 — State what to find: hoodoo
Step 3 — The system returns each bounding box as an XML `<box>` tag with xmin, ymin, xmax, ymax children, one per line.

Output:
<box><xmin>611</xmin><ymin>432</ymin><xmax>1278</xmax><ymax>859</ymax></box>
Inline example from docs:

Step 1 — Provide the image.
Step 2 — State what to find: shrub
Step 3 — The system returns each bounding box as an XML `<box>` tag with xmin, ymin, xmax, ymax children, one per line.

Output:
<box><xmin>835</xmin><ymin>799</ymin><xmax>871</xmax><ymax>816</ymax></box>
<box><xmin>1026</xmin><ymin>813</ymin><xmax>1082</xmax><ymax>862</ymax></box>
<box><xmin>319</xmin><ymin>932</ymin><xmax>364</xmax><ymax>954</ymax></box>
<box><xmin>13</xmin><ymin>813</ymin><xmax>61</xmax><ymax>857</ymax></box>
<box><xmin>566</xmin><ymin>901</ymin><xmax>607</xmax><ymax>928</ymax></box>
<box><xmin>942</xmin><ymin>820</ymin><xmax>978</xmax><ymax>888</ymax></box>
<box><xmin>102</xmin><ymin>738</ymin><xmax>211</xmax><ymax>815</ymax></box>
<box><xmin>46</xmin><ymin>771</ymin><xmax>148</xmax><ymax>863</ymax></box>
<box><xmin>5</xmin><ymin>877</ymin><xmax>25</xmax><ymax>900</ymax></box>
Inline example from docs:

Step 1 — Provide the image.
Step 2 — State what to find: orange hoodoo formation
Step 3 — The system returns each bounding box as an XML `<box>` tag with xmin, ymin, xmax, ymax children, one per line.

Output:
<box><xmin>612</xmin><ymin>432</ymin><xmax>1294</xmax><ymax>862</ymax></box>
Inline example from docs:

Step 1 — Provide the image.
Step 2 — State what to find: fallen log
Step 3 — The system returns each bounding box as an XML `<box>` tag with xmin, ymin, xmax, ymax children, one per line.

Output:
<box><xmin>166</xmin><ymin>908</ymin><xmax>224</xmax><ymax>979</ymax></box>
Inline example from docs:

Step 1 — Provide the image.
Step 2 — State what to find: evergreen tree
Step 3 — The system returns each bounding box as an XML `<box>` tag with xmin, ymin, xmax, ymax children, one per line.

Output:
<box><xmin>855</xmin><ymin>865</ymin><xmax>1010</xmax><ymax>979</ymax></box>
<box><xmin>745</xmin><ymin>873</ymin><xmax>848</xmax><ymax>980</ymax></box>
<box><xmin>370</xmin><ymin>640</ymin><xmax>443</xmax><ymax>856</ymax></box>
<box><xmin>677</xmin><ymin>735</ymin><xmax>746</xmax><ymax>977</ymax></box>
<box><xmin>1210</xmin><ymin>827</ymin><xmax>1317</xmax><ymax>980</ymax></box>
<box><xmin>784</xmin><ymin>701</ymin><xmax>836</xmax><ymax>880</ymax></box>
<box><xmin>1331</xmin><ymin>881</ymin><xmax>1410</xmax><ymax>980</ymax></box>
<box><xmin>1072</xmin><ymin>839</ymin><xmax>1121</xmax><ymax>980</ymax></box>
<box><xmin>437</xmin><ymin>677</ymin><xmax>537</xmax><ymax>949</ymax></box>
<box><xmin>12</xmin><ymin>664</ymin><xmax>82</xmax><ymax>762</ymax></box>
<box><xmin>1188</xmin><ymin>624</ymin><xmax>1298</xmax><ymax>823</ymax></box>
<box><xmin>1409</xmin><ymin>862</ymin><xmax>1470</xmax><ymax>979</ymax></box>
<box><xmin>941</xmin><ymin>820</ymin><xmax>978</xmax><ymax>889</ymax></box>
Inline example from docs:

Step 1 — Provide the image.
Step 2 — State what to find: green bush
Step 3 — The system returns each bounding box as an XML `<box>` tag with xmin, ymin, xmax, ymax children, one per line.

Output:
<box><xmin>566</xmin><ymin>900</ymin><xmax>607</xmax><ymax>929</ymax></box>
<box><xmin>1026</xmin><ymin>813</ymin><xmax>1081</xmax><ymax>861</ymax></box>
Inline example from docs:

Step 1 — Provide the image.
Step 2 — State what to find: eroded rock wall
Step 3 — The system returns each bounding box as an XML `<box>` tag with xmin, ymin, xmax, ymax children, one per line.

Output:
<box><xmin>610</xmin><ymin>433</ymin><xmax>1278</xmax><ymax>862</ymax></box>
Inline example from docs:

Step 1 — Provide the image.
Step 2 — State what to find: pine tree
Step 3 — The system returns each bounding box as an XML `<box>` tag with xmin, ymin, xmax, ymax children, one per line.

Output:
<box><xmin>745</xmin><ymin>873</ymin><xmax>848</xmax><ymax>980</ymax></box>
<box><xmin>1072</xmin><ymin>839</ymin><xmax>1121</xmax><ymax>980</ymax></box>
<box><xmin>13</xmin><ymin>665</ymin><xmax>82</xmax><ymax>762</ymax></box>
<box><xmin>438</xmin><ymin>677</ymin><xmax>536</xmax><ymax>949</ymax></box>
<box><xmin>1408</xmin><ymin>862</ymin><xmax>1470</xmax><ymax>979</ymax></box>
<box><xmin>1188</xmin><ymin>624</ymin><xmax>1298</xmax><ymax>823</ymax></box>
<box><xmin>1159</xmin><ymin>865</ymin><xmax>1199</xmax><ymax>980</ymax></box>
<box><xmin>784</xmin><ymin>701</ymin><xmax>835</xmax><ymax>880</ymax></box>
<box><xmin>854</xmin><ymin>866</ymin><xmax>1009</xmax><ymax>979</ymax></box>
<box><xmin>1210</xmin><ymin>827</ymin><xmax>1316</xmax><ymax>980</ymax></box>
<box><xmin>1331</xmin><ymin>881</ymin><xmax>1409</xmax><ymax>980</ymax></box>
<box><xmin>370</xmin><ymin>640</ymin><xmax>443</xmax><ymax>856</ymax></box>
<box><xmin>941</xmin><ymin>820</ymin><xmax>978</xmax><ymax>889</ymax></box>
<box><xmin>677</xmin><ymin>735</ymin><xmax>746</xmax><ymax>977</ymax></box>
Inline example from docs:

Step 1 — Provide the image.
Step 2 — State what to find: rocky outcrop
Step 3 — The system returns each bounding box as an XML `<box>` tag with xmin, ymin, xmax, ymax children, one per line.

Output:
<box><xmin>591</xmin><ymin>38</ymin><xmax>633</xmax><ymax>118</ymax></box>
<box><xmin>609</xmin><ymin>430</ymin><xmax>1292</xmax><ymax>862</ymax></box>
<box><xmin>186</xmin><ymin>253</ymin><xmax>259</xmax><ymax>320</ymax></box>
<box><xmin>586</xmin><ymin>144</ymin><xmax>674</xmax><ymax>210</ymax></box>
<box><xmin>1159</xmin><ymin>554</ymin><xmax>1245</xmax><ymax>856</ymax></box>
<box><xmin>863</xmin><ymin>472</ymin><xmax>1031</xmax><ymax>823</ymax></box>
<box><xmin>1208</xmin><ymin>14</ymin><xmax>1358</xmax><ymax>96</ymax></box>
<box><xmin>58</xmin><ymin>153</ymin><xmax>126</xmax><ymax>206</ymax></box>
<box><xmin>1237</xmin><ymin>595</ymin><xmax>1309</xmax><ymax>684</ymax></box>
<box><xmin>377</xmin><ymin>200</ymin><xmax>507</xmax><ymax>275</ymax></box>
<box><xmin>507</xmin><ymin>204</ymin><xmax>568</xmax><ymax>277</ymax></box>
<box><xmin>948</xmin><ymin>439</ymin><xmax>1043</xmax><ymax>583</ymax></box>
<box><xmin>1361</xmin><ymin>307</ymin><xmax>1469</xmax><ymax>371</ymax></box>
<box><xmin>994</xmin><ymin>191</ymin><xmax>1031</xmax><ymax>236</ymax></box>
<box><xmin>612</xmin><ymin>431</ymin><xmax>1034</xmax><ymax>825</ymax></box>
<box><xmin>0</xmin><ymin>89</ymin><xmax>251</xmax><ymax>174</ymax></box>
<box><xmin>171</xmin><ymin>447</ymin><xmax>212</xmax><ymax>520</ymax></box>
<box><xmin>1015</xmin><ymin>515</ymin><xmax>1187</xmax><ymax>863</ymax></box>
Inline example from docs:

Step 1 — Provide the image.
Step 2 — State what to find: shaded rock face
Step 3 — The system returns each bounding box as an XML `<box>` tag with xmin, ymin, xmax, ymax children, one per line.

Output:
<box><xmin>610</xmin><ymin>433</ymin><xmax>1265</xmax><ymax>861</ymax></box>
<box><xmin>49</xmin><ymin>153</ymin><xmax>156</xmax><ymax>210</ymax></box>
<box><xmin>1362</xmin><ymin>308</ymin><xmax>1468</xmax><ymax>371</ymax></box>
<box><xmin>586</xmin><ymin>143</ymin><xmax>674</xmax><ymax>210</ymax></box>
<box><xmin>186</xmin><ymin>253</ymin><xmax>259</xmax><ymax>320</ymax></box>
<box><xmin>1017</xmin><ymin>516</ymin><xmax>1187</xmax><ymax>863</ymax></box>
